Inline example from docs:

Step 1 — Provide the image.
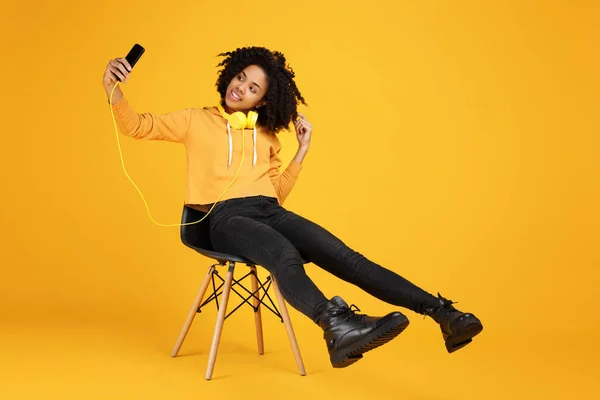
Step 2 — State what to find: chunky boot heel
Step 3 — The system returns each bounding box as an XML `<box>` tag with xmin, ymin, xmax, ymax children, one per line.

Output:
<box><xmin>443</xmin><ymin>312</ymin><xmax>483</xmax><ymax>352</ymax></box>
<box><xmin>331</xmin><ymin>353</ymin><xmax>363</xmax><ymax>368</ymax></box>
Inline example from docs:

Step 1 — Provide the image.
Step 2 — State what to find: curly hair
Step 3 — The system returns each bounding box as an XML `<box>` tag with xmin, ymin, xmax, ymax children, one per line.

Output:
<box><xmin>215</xmin><ymin>46</ymin><xmax>307</xmax><ymax>133</ymax></box>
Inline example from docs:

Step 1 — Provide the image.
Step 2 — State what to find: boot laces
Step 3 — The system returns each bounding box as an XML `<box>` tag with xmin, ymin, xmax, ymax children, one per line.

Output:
<box><xmin>349</xmin><ymin>304</ymin><xmax>362</xmax><ymax>313</ymax></box>
<box><xmin>423</xmin><ymin>293</ymin><xmax>459</xmax><ymax>319</ymax></box>
<box><xmin>331</xmin><ymin>303</ymin><xmax>364</xmax><ymax>318</ymax></box>
<box><xmin>439</xmin><ymin>293</ymin><xmax>458</xmax><ymax>308</ymax></box>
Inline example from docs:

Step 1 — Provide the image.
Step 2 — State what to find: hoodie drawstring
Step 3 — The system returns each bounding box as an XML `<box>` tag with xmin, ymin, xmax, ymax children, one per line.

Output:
<box><xmin>253</xmin><ymin>126</ymin><xmax>257</xmax><ymax>166</ymax></box>
<box><xmin>227</xmin><ymin>122</ymin><xmax>257</xmax><ymax>169</ymax></box>
<box><xmin>227</xmin><ymin>123</ymin><xmax>233</xmax><ymax>168</ymax></box>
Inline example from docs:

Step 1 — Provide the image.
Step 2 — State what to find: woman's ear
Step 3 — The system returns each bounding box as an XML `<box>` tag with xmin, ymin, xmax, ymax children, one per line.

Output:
<box><xmin>256</xmin><ymin>101</ymin><xmax>267</xmax><ymax>109</ymax></box>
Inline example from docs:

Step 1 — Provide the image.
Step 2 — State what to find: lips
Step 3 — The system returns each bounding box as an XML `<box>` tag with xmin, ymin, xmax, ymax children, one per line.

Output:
<box><xmin>230</xmin><ymin>90</ymin><xmax>241</xmax><ymax>101</ymax></box>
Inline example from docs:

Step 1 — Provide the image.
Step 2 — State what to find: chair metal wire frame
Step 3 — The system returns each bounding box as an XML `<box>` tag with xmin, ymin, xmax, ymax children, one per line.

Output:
<box><xmin>197</xmin><ymin>262</ymin><xmax>284</xmax><ymax>322</ymax></box>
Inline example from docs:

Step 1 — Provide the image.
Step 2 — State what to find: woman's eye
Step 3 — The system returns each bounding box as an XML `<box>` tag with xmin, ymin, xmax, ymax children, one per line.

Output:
<box><xmin>250</xmin><ymin>87</ymin><xmax>256</xmax><ymax>93</ymax></box>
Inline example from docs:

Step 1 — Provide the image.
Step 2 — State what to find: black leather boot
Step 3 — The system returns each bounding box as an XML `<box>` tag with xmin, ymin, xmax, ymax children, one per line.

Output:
<box><xmin>424</xmin><ymin>293</ymin><xmax>483</xmax><ymax>353</ymax></box>
<box><xmin>315</xmin><ymin>296</ymin><xmax>410</xmax><ymax>368</ymax></box>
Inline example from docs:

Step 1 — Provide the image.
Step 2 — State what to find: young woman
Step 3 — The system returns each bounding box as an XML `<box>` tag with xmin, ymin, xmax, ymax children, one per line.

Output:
<box><xmin>102</xmin><ymin>46</ymin><xmax>483</xmax><ymax>368</ymax></box>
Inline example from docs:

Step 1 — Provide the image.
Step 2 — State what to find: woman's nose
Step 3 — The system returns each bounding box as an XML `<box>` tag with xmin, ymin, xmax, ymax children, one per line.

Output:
<box><xmin>238</xmin><ymin>82</ymin><xmax>248</xmax><ymax>94</ymax></box>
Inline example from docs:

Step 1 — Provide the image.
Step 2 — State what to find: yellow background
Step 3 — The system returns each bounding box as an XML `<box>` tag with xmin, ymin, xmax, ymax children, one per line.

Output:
<box><xmin>1</xmin><ymin>0</ymin><xmax>598</xmax><ymax>398</ymax></box>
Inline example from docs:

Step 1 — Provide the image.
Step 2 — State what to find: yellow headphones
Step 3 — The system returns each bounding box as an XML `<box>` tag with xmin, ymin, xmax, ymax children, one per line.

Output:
<box><xmin>217</xmin><ymin>103</ymin><xmax>258</xmax><ymax>130</ymax></box>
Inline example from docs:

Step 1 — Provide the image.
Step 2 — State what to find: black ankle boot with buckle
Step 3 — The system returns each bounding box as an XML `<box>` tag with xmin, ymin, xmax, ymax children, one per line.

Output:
<box><xmin>315</xmin><ymin>296</ymin><xmax>410</xmax><ymax>368</ymax></box>
<box><xmin>424</xmin><ymin>293</ymin><xmax>483</xmax><ymax>353</ymax></box>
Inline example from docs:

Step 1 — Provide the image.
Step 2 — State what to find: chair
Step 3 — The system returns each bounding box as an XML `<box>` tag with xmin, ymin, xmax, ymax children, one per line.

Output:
<box><xmin>170</xmin><ymin>205</ymin><xmax>307</xmax><ymax>380</ymax></box>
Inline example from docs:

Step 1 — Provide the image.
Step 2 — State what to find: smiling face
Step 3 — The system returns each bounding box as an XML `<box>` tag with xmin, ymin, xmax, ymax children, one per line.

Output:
<box><xmin>224</xmin><ymin>64</ymin><xmax>269</xmax><ymax>113</ymax></box>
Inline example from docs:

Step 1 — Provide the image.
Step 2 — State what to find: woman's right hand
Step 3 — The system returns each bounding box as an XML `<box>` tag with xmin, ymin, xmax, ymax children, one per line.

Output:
<box><xmin>103</xmin><ymin>58</ymin><xmax>133</xmax><ymax>104</ymax></box>
<box><xmin>103</xmin><ymin>58</ymin><xmax>132</xmax><ymax>88</ymax></box>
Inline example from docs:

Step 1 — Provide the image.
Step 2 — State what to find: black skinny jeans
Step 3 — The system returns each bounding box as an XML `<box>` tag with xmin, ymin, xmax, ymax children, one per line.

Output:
<box><xmin>208</xmin><ymin>195</ymin><xmax>440</xmax><ymax>323</ymax></box>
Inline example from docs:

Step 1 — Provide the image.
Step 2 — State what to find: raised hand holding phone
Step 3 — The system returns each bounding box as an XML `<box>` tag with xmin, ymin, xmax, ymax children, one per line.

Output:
<box><xmin>103</xmin><ymin>44</ymin><xmax>145</xmax><ymax>104</ymax></box>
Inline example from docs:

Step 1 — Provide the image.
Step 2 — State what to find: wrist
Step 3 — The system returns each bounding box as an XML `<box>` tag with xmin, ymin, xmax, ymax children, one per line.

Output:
<box><xmin>105</xmin><ymin>84</ymin><xmax>123</xmax><ymax>105</ymax></box>
<box><xmin>294</xmin><ymin>145</ymin><xmax>309</xmax><ymax>164</ymax></box>
<box><xmin>297</xmin><ymin>144</ymin><xmax>310</xmax><ymax>153</ymax></box>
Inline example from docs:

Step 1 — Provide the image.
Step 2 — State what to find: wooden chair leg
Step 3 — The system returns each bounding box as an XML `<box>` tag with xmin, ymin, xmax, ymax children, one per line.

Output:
<box><xmin>171</xmin><ymin>264</ymin><xmax>215</xmax><ymax>357</ymax></box>
<box><xmin>205</xmin><ymin>262</ymin><xmax>235</xmax><ymax>380</ymax></box>
<box><xmin>271</xmin><ymin>277</ymin><xmax>306</xmax><ymax>376</ymax></box>
<box><xmin>249</xmin><ymin>265</ymin><xmax>264</xmax><ymax>355</ymax></box>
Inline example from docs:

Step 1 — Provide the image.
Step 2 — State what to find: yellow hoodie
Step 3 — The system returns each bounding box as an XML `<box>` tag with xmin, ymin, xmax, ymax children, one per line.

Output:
<box><xmin>111</xmin><ymin>96</ymin><xmax>302</xmax><ymax>209</ymax></box>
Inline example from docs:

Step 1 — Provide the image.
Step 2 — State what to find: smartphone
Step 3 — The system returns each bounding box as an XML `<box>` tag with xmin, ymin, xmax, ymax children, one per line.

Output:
<box><xmin>118</xmin><ymin>43</ymin><xmax>145</xmax><ymax>81</ymax></box>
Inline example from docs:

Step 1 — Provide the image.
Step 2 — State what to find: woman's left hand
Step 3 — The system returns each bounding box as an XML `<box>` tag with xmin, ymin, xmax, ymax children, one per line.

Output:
<box><xmin>294</xmin><ymin>113</ymin><xmax>312</xmax><ymax>149</ymax></box>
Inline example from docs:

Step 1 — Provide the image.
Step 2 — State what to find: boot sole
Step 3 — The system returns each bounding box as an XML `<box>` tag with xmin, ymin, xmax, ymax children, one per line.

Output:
<box><xmin>330</xmin><ymin>314</ymin><xmax>410</xmax><ymax>368</ymax></box>
<box><xmin>444</xmin><ymin>315</ymin><xmax>483</xmax><ymax>353</ymax></box>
